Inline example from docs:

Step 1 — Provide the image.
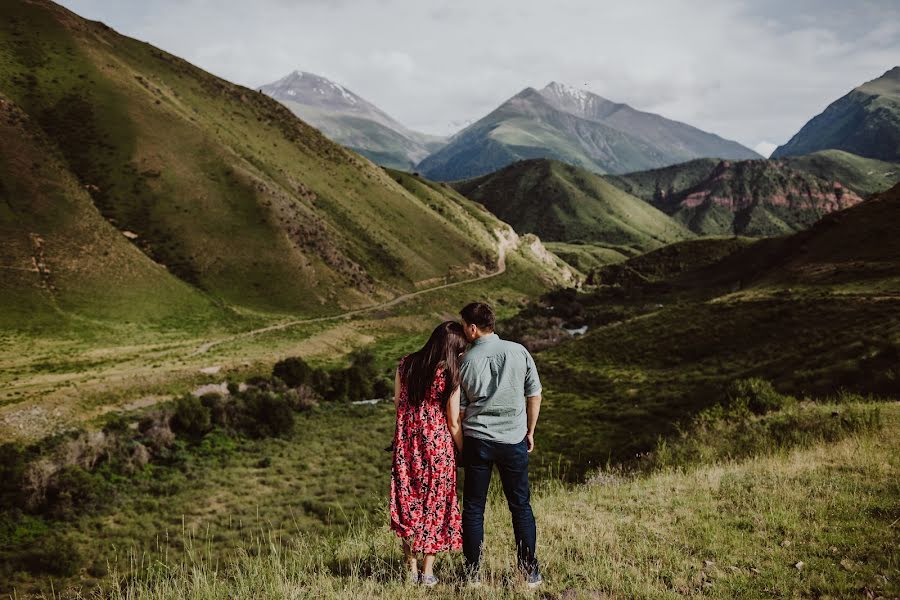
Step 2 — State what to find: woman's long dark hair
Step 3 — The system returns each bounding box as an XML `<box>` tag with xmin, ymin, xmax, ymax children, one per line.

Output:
<box><xmin>400</xmin><ymin>321</ymin><xmax>467</xmax><ymax>406</ymax></box>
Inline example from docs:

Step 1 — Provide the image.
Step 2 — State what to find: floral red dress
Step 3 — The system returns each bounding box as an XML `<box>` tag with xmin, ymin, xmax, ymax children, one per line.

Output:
<box><xmin>389</xmin><ymin>356</ymin><xmax>462</xmax><ymax>553</ymax></box>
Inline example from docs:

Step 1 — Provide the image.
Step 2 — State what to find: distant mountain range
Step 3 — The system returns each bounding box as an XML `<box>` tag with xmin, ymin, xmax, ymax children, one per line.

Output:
<box><xmin>773</xmin><ymin>67</ymin><xmax>900</xmax><ymax>161</ymax></box>
<box><xmin>260</xmin><ymin>71</ymin><xmax>445</xmax><ymax>170</ymax></box>
<box><xmin>453</xmin><ymin>159</ymin><xmax>692</xmax><ymax>257</ymax></box>
<box><xmin>607</xmin><ymin>156</ymin><xmax>866</xmax><ymax>237</ymax></box>
<box><xmin>417</xmin><ymin>82</ymin><xmax>761</xmax><ymax>180</ymax></box>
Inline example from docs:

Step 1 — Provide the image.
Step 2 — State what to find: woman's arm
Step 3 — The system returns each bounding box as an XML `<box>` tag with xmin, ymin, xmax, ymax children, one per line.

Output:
<box><xmin>393</xmin><ymin>368</ymin><xmax>402</xmax><ymax>410</ymax></box>
<box><xmin>446</xmin><ymin>386</ymin><xmax>463</xmax><ymax>452</ymax></box>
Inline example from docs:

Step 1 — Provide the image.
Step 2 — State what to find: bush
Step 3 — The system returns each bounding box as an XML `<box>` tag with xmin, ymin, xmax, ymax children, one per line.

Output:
<box><xmin>200</xmin><ymin>392</ymin><xmax>229</xmax><ymax>427</ymax></box>
<box><xmin>171</xmin><ymin>394</ymin><xmax>212</xmax><ymax>438</ymax></box>
<box><xmin>284</xmin><ymin>386</ymin><xmax>319</xmax><ymax>412</ymax></box>
<box><xmin>273</xmin><ymin>356</ymin><xmax>312</xmax><ymax>388</ymax></box>
<box><xmin>726</xmin><ymin>378</ymin><xmax>787</xmax><ymax>415</ymax></box>
<box><xmin>21</xmin><ymin>533</ymin><xmax>82</xmax><ymax>576</ymax></box>
<box><xmin>236</xmin><ymin>391</ymin><xmax>295</xmax><ymax>438</ymax></box>
<box><xmin>42</xmin><ymin>465</ymin><xmax>111</xmax><ymax>519</ymax></box>
<box><xmin>372</xmin><ymin>377</ymin><xmax>392</xmax><ymax>399</ymax></box>
<box><xmin>0</xmin><ymin>443</ymin><xmax>27</xmax><ymax>510</ymax></box>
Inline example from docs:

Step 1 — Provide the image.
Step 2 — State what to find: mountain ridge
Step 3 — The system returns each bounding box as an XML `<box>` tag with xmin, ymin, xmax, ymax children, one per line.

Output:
<box><xmin>260</xmin><ymin>70</ymin><xmax>445</xmax><ymax>169</ymax></box>
<box><xmin>453</xmin><ymin>158</ymin><xmax>693</xmax><ymax>256</ymax></box>
<box><xmin>772</xmin><ymin>67</ymin><xmax>900</xmax><ymax>161</ymax></box>
<box><xmin>417</xmin><ymin>81</ymin><xmax>760</xmax><ymax>181</ymax></box>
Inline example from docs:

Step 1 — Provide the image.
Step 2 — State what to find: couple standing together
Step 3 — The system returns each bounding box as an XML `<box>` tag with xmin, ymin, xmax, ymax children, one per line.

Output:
<box><xmin>389</xmin><ymin>302</ymin><xmax>543</xmax><ymax>588</ymax></box>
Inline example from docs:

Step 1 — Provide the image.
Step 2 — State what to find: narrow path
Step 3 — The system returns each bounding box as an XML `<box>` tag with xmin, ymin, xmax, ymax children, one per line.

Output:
<box><xmin>191</xmin><ymin>233</ymin><xmax>517</xmax><ymax>355</ymax></box>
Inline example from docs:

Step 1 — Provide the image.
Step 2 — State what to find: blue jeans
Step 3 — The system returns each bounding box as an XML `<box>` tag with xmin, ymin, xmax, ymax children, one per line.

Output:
<box><xmin>462</xmin><ymin>436</ymin><xmax>538</xmax><ymax>574</ymax></box>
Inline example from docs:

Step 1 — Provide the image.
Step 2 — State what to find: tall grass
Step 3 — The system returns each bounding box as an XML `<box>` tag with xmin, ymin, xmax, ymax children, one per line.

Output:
<box><xmin>39</xmin><ymin>401</ymin><xmax>898</xmax><ymax>600</ymax></box>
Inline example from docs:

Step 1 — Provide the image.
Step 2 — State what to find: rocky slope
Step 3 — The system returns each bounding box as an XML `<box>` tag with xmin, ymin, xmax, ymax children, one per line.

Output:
<box><xmin>607</xmin><ymin>158</ymin><xmax>864</xmax><ymax>236</ymax></box>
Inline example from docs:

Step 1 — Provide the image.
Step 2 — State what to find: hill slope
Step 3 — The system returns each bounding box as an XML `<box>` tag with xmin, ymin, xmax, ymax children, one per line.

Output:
<box><xmin>453</xmin><ymin>159</ymin><xmax>693</xmax><ymax>255</ymax></box>
<box><xmin>0</xmin><ymin>0</ymin><xmax>561</xmax><ymax>333</ymax></box>
<box><xmin>260</xmin><ymin>71</ymin><xmax>444</xmax><ymax>170</ymax></box>
<box><xmin>607</xmin><ymin>158</ymin><xmax>864</xmax><ymax>236</ymax></box>
<box><xmin>594</xmin><ymin>180</ymin><xmax>900</xmax><ymax>293</ymax></box>
<box><xmin>417</xmin><ymin>82</ymin><xmax>759</xmax><ymax>181</ymax></box>
<box><xmin>772</xmin><ymin>67</ymin><xmax>900</xmax><ymax>161</ymax></box>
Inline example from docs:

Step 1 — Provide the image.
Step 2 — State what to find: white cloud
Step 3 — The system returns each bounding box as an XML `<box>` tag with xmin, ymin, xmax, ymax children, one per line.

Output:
<box><xmin>754</xmin><ymin>142</ymin><xmax>779</xmax><ymax>158</ymax></box>
<box><xmin>57</xmin><ymin>0</ymin><xmax>900</xmax><ymax>148</ymax></box>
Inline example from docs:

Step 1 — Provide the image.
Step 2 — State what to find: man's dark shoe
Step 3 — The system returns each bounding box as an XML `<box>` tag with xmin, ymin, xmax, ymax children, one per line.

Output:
<box><xmin>525</xmin><ymin>568</ymin><xmax>543</xmax><ymax>588</ymax></box>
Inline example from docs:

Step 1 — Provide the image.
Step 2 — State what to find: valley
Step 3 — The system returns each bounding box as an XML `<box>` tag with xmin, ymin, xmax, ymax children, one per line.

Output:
<box><xmin>1</xmin><ymin>0</ymin><xmax>898</xmax><ymax>597</ymax></box>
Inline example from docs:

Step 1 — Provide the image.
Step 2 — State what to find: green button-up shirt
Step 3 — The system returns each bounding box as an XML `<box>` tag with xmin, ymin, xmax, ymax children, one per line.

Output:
<box><xmin>459</xmin><ymin>333</ymin><xmax>542</xmax><ymax>444</ymax></box>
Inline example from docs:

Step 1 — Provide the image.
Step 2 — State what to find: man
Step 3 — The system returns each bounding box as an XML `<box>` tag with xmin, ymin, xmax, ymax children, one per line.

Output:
<box><xmin>458</xmin><ymin>301</ymin><xmax>543</xmax><ymax>588</ymax></box>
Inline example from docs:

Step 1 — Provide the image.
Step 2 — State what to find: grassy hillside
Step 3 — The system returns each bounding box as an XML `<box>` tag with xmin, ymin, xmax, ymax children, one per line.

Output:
<box><xmin>606</xmin><ymin>158</ymin><xmax>864</xmax><ymax>236</ymax></box>
<box><xmin>0</xmin><ymin>0</ymin><xmax>555</xmax><ymax>335</ymax></box>
<box><xmin>453</xmin><ymin>159</ymin><xmax>693</xmax><ymax>255</ymax></box>
<box><xmin>773</xmin><ymin>66</ymin><xmax>900</xmax><ymax>161</ymax></box>
<box><xmin>512</xmin><ymin>183</ymin><xmax>900</xmax><ymax>471</ymax></box>
<box><xmin>39</xmin><ymin>401</ymin><xmax>898</xmax><ymax>599</ymax></box>
<box><xmin>783</xmin><ymin>149</ymin><xmax>900</xmax><ymax>197</ymax></box>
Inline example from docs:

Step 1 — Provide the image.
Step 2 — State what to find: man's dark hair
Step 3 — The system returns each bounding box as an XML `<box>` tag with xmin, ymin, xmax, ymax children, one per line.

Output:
<box><xmin>460</xmin><ymin>302</ymin><xmax>495</xmax><ymax>331</ymax></box>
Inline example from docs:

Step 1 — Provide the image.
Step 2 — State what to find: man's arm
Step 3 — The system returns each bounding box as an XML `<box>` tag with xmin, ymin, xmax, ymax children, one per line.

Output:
<box><xmin>523</xmin><ymin>349</ymin><xmax>542</xmax><ymax>453</ymax></box>
<box><xmin>525</xmin><ymin>394</ymin><xmax>541</xmax><ymax>453</ymax></box>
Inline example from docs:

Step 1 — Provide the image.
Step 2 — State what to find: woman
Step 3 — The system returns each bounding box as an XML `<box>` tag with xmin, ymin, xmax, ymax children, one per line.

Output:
<box><xmin>390</xmin><ymin>321</ymin><xmax>466</xmax><ymax>586</ymax></box>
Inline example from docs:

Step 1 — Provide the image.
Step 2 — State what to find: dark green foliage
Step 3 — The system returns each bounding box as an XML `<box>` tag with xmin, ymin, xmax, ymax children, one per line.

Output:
<box><xmin>726</xmin><ymin>378</ymin><xmax>788</xmax><ymax>415</ymax></box>
<box><xmin>235</xmin><ymin>391</ymin><xmax>295</xmax><ymax>438</ymax></box>
<box><xmin>42</xmin><ymin>466</ymin><xmax>112</xmax><ymax>520</ymax></box>
<box><xmin>19</xmin><ymin>533</ymin><xmax>82</xmax><ymax>577</ymax></box>
<box><xmin>272</xmin><ymin>356</ymin><xmax>312</xmax><ymax>388</ymax></box>
<box><xmin>372</xmin><ymin>378</ymin><xmax>392</xmax><ymax>399</ymax></box>
<box><xmin>171</xmin><ymin>394</ymin><xmax>212</xmax><ymax>438</ymax></box>
<box><xmin>0</xmin><ymin>443</ymin><xmax>28</xmax><ymax>510</ymax></box>
<box><xmin>200</xmin><ymin>393</ymin><xmax>229</xmax><ymax>428</ymax></box>
<box><xmin>325</xmin><ymin>350</ymin><xmax>380</xmax><ymax>401</ymax></box>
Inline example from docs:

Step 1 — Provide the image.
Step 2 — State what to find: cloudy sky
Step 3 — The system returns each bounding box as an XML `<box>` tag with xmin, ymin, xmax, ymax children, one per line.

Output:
<box><xmin>59</xmin><ymin>0</ymin><xmax>900</xmax><ymax>156</ymax></box>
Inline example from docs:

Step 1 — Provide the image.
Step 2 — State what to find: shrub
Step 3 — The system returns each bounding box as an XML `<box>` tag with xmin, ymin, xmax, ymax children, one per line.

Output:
<box><xmin>21</xmin><ymin>533</ymin><xmax>82</xmax><ymax>576</ymax></box>
<box><xmin>0</xmin><ymin>443</ymin><xmax>27</xmax><ymax>510</ymax></box>
<box><xmin>237</xmin><ymin>391</ymin><xmax>295</xmax><ymax>438</ymax></box>
<box><xmin>42</xmin><ymin>465</ymin><xmax>111</xmax><ymax>519</ymax></box>
<box><xmin>171</xmin><ymin>394</ymin><xmax>212</xmax><ymax>438</ymax></box>
<box><xmin>273</xmin><ymin>356</ymin><xmax>312</xmax><ymax>388</ymax></box>
<box><xmin>139</xmin><ymin>414</ymin><xmax>176</xmax><ymax>454</ymax></box>
<box><xmin>200</xmin><ymin>392</ymin><xmax>229</xmax><ymax>427</ymax></box>
<box><xmin>372</xmin><ymin>377</ymin><xmax>392</xmax><ymax>399</ymax></box>
<box><xmin>726</xmin><ymin>378</ymin><xmax>787</xmax><ymax>415</ymax></box>
<box><xmin>284</xmin><ymin>385</ymin><xmax>319</xmax><ymax>412</ymax></box>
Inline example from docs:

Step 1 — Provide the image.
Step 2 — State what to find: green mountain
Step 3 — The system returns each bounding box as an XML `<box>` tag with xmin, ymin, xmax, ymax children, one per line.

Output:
<box><xmin>594</xmin><ymin>180</ymin><xmax>900</xmax><ymax>293</ymax></box>
<box><xmin>260</xmin><ymin>71</ymin><xmax>445</xmax><ymax>170</ymax></box>
<box><xmin>772</xmin><ymin>67</ymin><xmax>900</xmax><ymax>161</ymax></box>
<box><xmin>607</xmin><ymin>158</ymin><xmax>865</xmax><ymax>236</ymax></box>
<box><xmin>417</xmin><ymin>82</ymin><xmax>760</xmax><ymax>181</ymax></box>
<box><xmin>0</xmin><ymin>0</ymin><xmax>562</xmax><ymax>333</ymax></box>
<box><xmin>783</xmin><ymin>149</ymin><xmax>900</xmax><ymax>197</ymax></box>
<box><xmin>453</xmin><ymin>159</ymin><xmax>693</xmax><ymax>257</ymax></box>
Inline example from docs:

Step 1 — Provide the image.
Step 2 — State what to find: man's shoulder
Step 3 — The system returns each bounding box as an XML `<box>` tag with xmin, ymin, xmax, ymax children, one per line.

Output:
<box><xmin>496</xmin><ymin>337</ymin><xmax>531</xmax><ymax>357</ymax></box>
